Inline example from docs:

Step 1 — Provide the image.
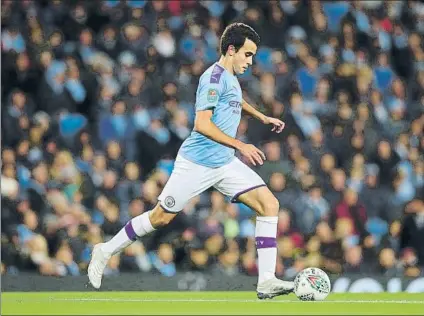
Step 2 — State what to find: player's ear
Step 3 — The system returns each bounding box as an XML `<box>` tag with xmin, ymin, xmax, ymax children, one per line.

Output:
<box><xmin>228</xmin><ymin>45</ymin><xmax>236</xmax><ymax>56</ymax></box>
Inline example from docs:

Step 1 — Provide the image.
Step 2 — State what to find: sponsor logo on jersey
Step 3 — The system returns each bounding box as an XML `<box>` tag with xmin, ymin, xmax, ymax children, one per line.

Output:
<box><xmin>229</xmin><ymin>101</ymin><xmax>241</xmax><ymax>108</ymax></box>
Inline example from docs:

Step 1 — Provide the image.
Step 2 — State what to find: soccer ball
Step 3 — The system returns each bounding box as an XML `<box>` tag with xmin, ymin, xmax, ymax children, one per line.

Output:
<box><xmin>294</xmin><ymin>267</ymin><xmax>331</xmax><ymax>301</ymax></box>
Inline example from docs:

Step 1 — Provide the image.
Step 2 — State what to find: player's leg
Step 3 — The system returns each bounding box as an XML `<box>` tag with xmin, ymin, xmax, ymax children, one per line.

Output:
<box><xmin>214</xmin><ymin>158</ymin><xmax>294</xmax><ymax>299</ymax></box>
<box><xmin>234</xmin><ymin>186</ymin><xmax>295</xmax><ymax>298</ymax></box>
<box><xmin>88</xmin><ymin>203</ymin><xmax>175</xmax><ymax>289</ymax></box>
<box><xmin>88</xmin><ymin>155</ymin><xmax>215</xmax><ymax>289</ymax></box>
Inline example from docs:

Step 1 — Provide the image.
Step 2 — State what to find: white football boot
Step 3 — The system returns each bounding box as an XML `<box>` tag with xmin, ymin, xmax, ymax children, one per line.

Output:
<box><xmin>257</xmin><ymin>277</ymin><xmax>295</xmax><ymax>299</ymax></box>
<box><xmin>87</xmin><ymin>243</ymin><xmax>111</xmax><ymax>289</ymax></box>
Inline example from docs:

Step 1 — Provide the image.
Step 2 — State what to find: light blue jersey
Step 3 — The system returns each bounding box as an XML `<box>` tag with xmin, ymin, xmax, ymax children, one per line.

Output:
<box><xmin>179</xmin><ymin>63</ymin><xmax>242</xmax><ymax>168</ymax></box>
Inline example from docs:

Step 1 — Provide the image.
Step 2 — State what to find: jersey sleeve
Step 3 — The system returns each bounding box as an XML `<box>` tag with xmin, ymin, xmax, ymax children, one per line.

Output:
<box><xmin>195</xmin><ymin>73</ymin><xmax>225</xmax><ymax>112</ymax></box>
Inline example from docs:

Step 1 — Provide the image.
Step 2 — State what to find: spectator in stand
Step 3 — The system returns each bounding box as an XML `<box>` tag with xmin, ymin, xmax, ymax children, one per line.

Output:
<box><xmin>332</xmin><ymin>188</ymin><xmax>367</xmax><ymax>240</ymax></box>
<box><xmin>400</xmin><ymin>200</ymin><xmax>424</xmax><ymax>268</ymax></box>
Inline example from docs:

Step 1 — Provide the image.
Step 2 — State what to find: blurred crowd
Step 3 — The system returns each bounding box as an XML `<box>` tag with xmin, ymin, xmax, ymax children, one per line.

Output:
<box><xmin>1</xmin><ymin>0</ymin><xmax>424</xmax><ymax>279</ymax></box>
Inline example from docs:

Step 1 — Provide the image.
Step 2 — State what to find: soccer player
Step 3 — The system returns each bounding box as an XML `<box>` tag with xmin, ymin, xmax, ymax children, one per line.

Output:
<box><xmin>88</xmin><ymin>23</ymin><xmax>294</xmax><ymax>299</ymax></box>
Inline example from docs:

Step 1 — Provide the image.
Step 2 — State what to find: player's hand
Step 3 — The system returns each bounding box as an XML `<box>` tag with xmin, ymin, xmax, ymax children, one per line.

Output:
<box><xmin>263</xmin><ymin>116</ymin><xmax>285</xmax><ymax>133</ymax></box>
<box><xmin>238</xmin><ymin>143</ymin><xmax>266</xmax><ymax>166</ymax></box>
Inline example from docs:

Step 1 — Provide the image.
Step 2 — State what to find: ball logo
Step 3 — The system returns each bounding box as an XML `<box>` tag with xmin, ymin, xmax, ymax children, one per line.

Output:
<box><xmin>165</xmin><ymin>196</ymin><xmax>175</xmax><ymax>208</ymax></box>
<box><xmin>307</xmin><ymin>275</ymin><xmax>330</xmax><ymax>293</ymax></box>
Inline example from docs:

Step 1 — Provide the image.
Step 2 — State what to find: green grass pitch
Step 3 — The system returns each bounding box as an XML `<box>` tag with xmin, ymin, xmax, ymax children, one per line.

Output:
<box><xmin>2</xmin><ymin>291</ymin><xmax>424</xmax><ymax>315</ymax></box>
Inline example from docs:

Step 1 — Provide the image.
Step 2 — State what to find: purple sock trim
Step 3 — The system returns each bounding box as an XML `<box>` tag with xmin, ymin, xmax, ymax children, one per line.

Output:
<box><xmin>125</xmin><ymin>221</ymin><xmax>138</xmax><ymax>241</ymax></box>
<box><xmin>256</xmin><ymin>237</ymin><xmax>277</xmax><ymax>249</ymax></box>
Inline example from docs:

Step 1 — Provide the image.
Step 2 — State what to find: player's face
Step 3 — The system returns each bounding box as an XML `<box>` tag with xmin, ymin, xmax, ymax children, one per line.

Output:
<box><xmin>233</xmin><ymin>38</ymin><xmax>257</xmax><ymax>75</ymax></box>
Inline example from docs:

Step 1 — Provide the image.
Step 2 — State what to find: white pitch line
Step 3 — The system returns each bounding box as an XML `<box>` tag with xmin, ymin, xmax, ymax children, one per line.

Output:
<box><xmin>13</xmin><ymin>298</ymin><xmax>424</xmax><ymax>304</ymax></box>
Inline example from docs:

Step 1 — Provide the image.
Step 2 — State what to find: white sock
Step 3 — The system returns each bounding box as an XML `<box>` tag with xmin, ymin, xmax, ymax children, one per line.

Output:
<box><xmin>101</xmin><ymin>211</ymin><xmax>155</xmax><ymax>255</ymax></box>
<box><xmin>255</xmin><ymin>216</ymin><xmax>278</xmax><ymax>284</ymax></box>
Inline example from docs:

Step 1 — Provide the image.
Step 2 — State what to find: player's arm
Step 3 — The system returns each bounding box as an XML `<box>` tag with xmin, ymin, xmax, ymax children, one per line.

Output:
<box><xmin>194</xmin><ymin>110</ymin><xmax>265</xmax><ymax>166</ymax></box>
<box><xmin>194</xmin><ymin>110</ymin><xmax>241</xmax><ymax>150</ymax></box>
<box><xmin>241</xmin><ymin>98</ymin><xmax>267</xmax><ymax>123</ymax></box>
<box><xmin>242</xmin><ymin>98</ymin><xmax>285</xmax><ymax>133</ymax></box>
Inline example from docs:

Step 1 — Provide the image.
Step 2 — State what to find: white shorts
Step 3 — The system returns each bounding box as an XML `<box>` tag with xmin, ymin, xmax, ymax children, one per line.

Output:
<box><xmin>158</xmin><ymin>154</ymin><xmax>266</xmax><ymax>213</ymax></box>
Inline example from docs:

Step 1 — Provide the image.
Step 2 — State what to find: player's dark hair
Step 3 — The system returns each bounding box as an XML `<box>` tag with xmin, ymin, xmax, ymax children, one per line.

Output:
<box><xmin>219</xmin><ymin>23</ymin><xmax>260</xmax><ymax>56</ymax></box>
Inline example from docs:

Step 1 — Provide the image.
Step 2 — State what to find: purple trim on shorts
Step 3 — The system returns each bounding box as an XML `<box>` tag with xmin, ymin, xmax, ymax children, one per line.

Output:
<box><xmin>159</xmin><ymin>202</ymin><xmax>180</xmax><ymax>214</ymax></box>
<box><xmin>210</xmin><ymin>64</ymin><xmax>224</xmax><ymax>83</ymax></box>
<box><xmin>231</xmin><ymin>184</ymin><xmax>266</xmax><ymax>203</ymax></box>
<box><xmin>125</xmin><ymin>221</ymin><xmax>138</xmax><ymax>241</ymax></box>
<box><xmin>255</xmin><ymin>237</ymin><xmax>277</xmax><ymax>249</ymax></box>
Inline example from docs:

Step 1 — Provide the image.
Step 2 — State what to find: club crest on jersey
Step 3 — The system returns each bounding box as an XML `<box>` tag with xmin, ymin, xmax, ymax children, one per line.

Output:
<box><xmin>207</xmin><ymin>89</ymin><xmax>218</xmax><ymax>103</ymax></box>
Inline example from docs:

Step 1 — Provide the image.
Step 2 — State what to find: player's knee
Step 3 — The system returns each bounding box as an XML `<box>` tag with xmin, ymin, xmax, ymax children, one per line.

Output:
<box><xmin>149</xmin><ymin>205</ymin><xmax>176</xmax><ymax>227</ymax></box>
<box><xmin>260</xmin><ymin>197</ymin><xmax>279</xmax><ymax>217</ymax></box>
